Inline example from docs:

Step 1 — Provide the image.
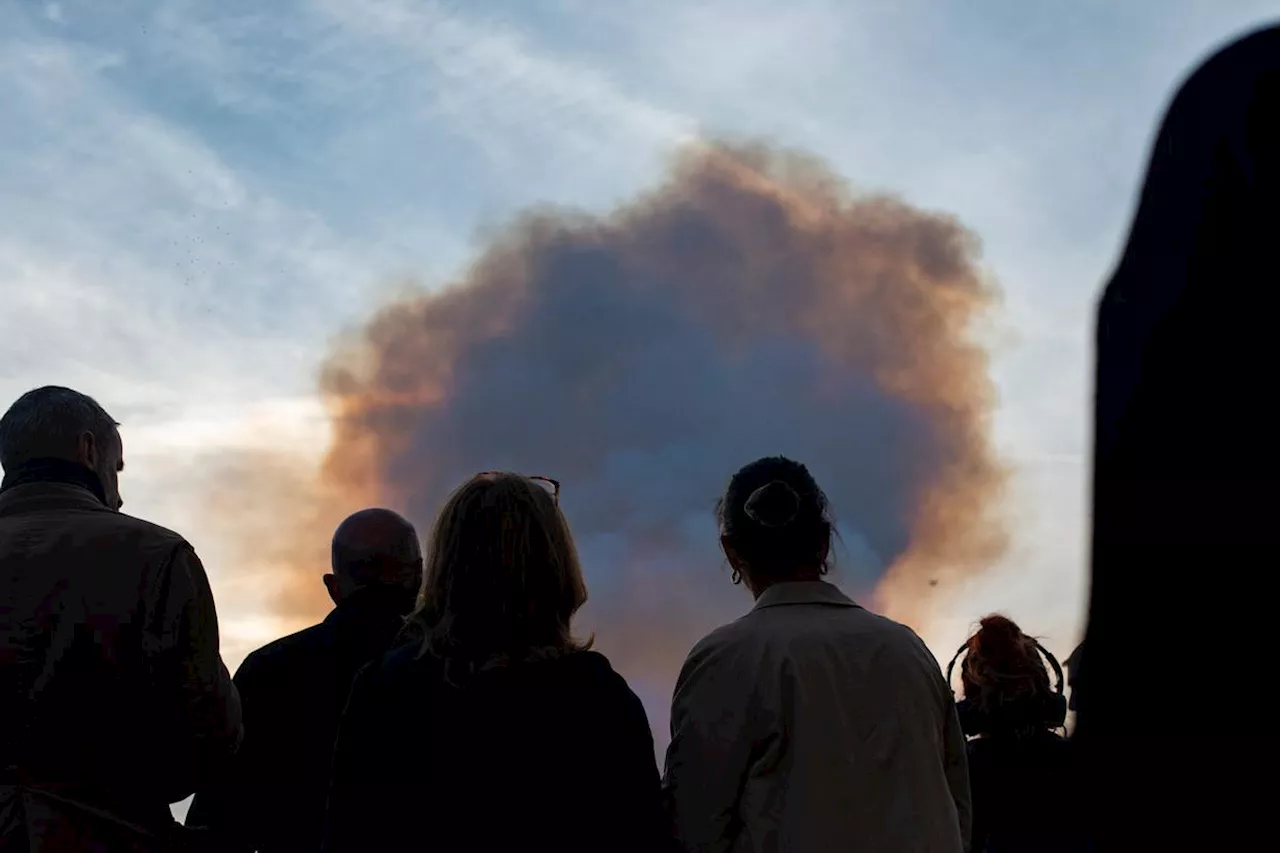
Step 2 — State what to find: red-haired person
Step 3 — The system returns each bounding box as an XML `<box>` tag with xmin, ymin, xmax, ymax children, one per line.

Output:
<box><xmin>952</xmin><ymin>615</ymin><xmax>1085</xmax><ymax>852</ymax></box>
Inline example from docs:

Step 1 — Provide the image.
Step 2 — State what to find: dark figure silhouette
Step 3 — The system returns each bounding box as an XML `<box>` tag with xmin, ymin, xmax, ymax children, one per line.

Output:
<box><xmin>663</xmin><ymin>457</ymin><xmax>970</xmax><ymax>852</ymax></box>
<box><xmin>186</xmin><ymin>508</ymin><xmax>423</xmax><ymax>853</ymax></box>
<box><xmin>0</xmin><ymin>386</ymin><xmax>241</xmax><ymax>852</ymax></box>
<box><xmin>322</xmin><ymin>473</ymin><xmax>667</xmax><ymax>853</ymax></box>
<box><xmin>1081</xmin><ymin>24</ymin><xmax>1279</xmax><ymax>852</ymax></box>
<box><xmin>948</xmin><ymin>615</ymin><xmax>1083</xmax><ymax>852</ymax></box>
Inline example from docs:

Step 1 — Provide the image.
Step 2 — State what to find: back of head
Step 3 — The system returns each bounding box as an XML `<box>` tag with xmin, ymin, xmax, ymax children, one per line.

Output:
<box><xmin>331</xmin><ymin>508</ymin><xmax>422</xmax><ymax>588</ymax></box>
<box><xmin>961</xmin><ymin>614</ymin><xmax>1052</xmax><ymax>715</ymax></box>
<box><xmin>0</xmin><ymin>386</ymin><xmax>118</xmax><ymax>472</ymax></box>
<box><xmin>0</xmin><ymin>386</ymin><xmax>122</xmax><ymax>509</ymax></box>
<box><xmin>411</xmin><ymin>472</ymin><xmax>589</xmax><ymax>683</ymax></box>
<box><xmin>717</xmin><ymin>456</ymin><xmax>833</xmax><ymax>582</ymax></box>
<box><xmin>327</xmin><ymin>508</ymin><xmax>423</xmax><ymax>614</ymax></box>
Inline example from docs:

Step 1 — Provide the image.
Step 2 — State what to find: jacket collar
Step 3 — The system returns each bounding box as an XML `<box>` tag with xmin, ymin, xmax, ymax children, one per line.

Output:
<box><xmin>324</xmin><ymin>584</ymin><xmax>415</xmax><ymax>630</ymax></box>
<box><xmin>751</xmin><ymin>579</ymin><xmax>861</xmax><ymax>611</ymax></box>
<box><xmin>1</xmin><ymin>457</ymin><xmax>108</xmax><ymax>506</ymax></box>
<box><xmin>0</xmin><ymin>480</ymin><xmax>112</xmax><ymax>519</ymax></box>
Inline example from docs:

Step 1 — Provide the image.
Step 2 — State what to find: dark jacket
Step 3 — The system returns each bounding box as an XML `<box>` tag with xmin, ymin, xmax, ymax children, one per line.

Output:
<box><xmin>0</xmin><ymin>480</ymin><xmax>242</xmax><ymax>851</ymax></box>
<box><xmin>186</xmin><ymin>585</ymin><xmax>412</xmax><ymax>853</ymax></box>
<box><xmin>966</xmin><ymin>730</ymin><xmax>1084</xmax><ymax>853</ymax></box>
<box><xmin>323</xmin><ymin>644</ymin><xmax>669</xmax><ymax>852</ymax></box>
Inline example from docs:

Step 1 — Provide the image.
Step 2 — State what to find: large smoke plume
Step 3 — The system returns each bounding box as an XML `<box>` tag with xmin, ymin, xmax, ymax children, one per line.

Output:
<box><xmin>233</xmin><ymin>142</ymin><xmax>1006</xmax><ymax>736</ymax></box>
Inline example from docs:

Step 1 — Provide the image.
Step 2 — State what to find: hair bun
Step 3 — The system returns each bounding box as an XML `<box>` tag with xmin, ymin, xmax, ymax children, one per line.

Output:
<box><xmin>743</xmin><ymin>480</ymin><xmax>801</xmax><ymax>528</ymax></box>
<box><xmin>973</xmin><ymin>614</ymin><xmax>1042</xmax><ymax>667</ymax></box>
<box><xmin>977</xmin><ymin>614</ymin><xmax>1024</xmax><ymax>643</ymax></box>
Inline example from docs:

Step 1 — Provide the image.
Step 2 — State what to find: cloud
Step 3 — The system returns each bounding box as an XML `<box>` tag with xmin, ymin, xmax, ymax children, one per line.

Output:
<box><xmin>0</xmin><ymin>13</ymin><xmax>370</xmax><ymax>403</ymax></box>
<box><xmin>309</xmin><ymin>0</ymin><xmax>693</xmax><ymax>148</ymax></box>
<box><xmin>207</xmin><ymin>142</ymin><xmax>1008</xmax><ymax>752</ymax></box>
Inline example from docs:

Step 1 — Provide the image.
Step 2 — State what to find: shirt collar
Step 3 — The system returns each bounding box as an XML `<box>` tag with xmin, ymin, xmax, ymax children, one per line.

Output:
<box><xmin>324</xmin><ymin>584</ymin><xmax>416</xmax><ymax>628</ymax></box>
<box><xmin>0</xmin><ymin>480</ymin><xmax>111</xmax><ymax>518</ymax></box>
<box><xmin>751</xmin><ymin>579</ymin><xmax>861</xmax><ymax>611</ymax></box>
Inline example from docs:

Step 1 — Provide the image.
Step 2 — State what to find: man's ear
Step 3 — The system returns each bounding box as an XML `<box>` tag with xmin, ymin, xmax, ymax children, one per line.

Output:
<box><xmin>323</xmin><ymin>573</ymin><xmax>342</xmax><ymax>606</ymax></box>
<box><xmin>76</xmin><ymin>430</ymin><xmax>98</xmax><ymax>469</ymax></box>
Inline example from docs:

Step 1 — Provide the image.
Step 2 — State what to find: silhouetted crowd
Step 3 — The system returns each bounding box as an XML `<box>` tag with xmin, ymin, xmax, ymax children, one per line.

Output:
<box><xmin>0</xmin><ymin>387</ymin><xmax>1080</xmax><ymax>853</ymax></box>
<box><xmin>4</xmin><ymin>21</ymin><xmax>1277</xmax><ymax>853</ymax></box>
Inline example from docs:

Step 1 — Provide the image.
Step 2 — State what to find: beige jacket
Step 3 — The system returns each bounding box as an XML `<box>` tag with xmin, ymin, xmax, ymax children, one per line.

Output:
<box><xmin>663</xmin><ymin>581</ymin><xmax>970</xmax><ymax>853</ymax></box>
<box><xmin>0</xmin><ymin>481</ymin><xmax>241</xmax><ymax>850</ymax></box>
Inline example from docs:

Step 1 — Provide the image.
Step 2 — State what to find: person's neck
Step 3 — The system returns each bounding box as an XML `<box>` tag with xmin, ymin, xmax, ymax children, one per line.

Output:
<box><xmin>0</xmin><ymin>457</ymin><xmax>107</xmax><ymax>506</ymax></box>
<box><xmin>337</xmin><ymin>583</ymin><xmax>416</xmax><ymax>616</ymax></box>
<box><xmin>750</xmin><ymin>568</ymin><xmax>824</xmax><ymax>599</ymax></box>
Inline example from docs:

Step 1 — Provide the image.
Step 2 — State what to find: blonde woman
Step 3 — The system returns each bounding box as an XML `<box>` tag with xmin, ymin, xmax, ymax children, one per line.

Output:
<box><xmin>324</xmin><ymin>473</ymin><xmax>668</xmax><ymax>852</ymax></box>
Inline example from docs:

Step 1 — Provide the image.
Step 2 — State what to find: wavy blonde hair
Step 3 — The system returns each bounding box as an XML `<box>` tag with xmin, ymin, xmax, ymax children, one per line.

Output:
<box><xmin>408</xmin><ymin>472</ymin><xmax>592</xmax><ymax>685</ymax></box>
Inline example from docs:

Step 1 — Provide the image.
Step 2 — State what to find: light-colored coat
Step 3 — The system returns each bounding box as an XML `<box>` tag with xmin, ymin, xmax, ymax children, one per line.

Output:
<box><xmin>663</xmin><ymin>581</ymin><xmax>970</xmax><ymax>853</ymax></box>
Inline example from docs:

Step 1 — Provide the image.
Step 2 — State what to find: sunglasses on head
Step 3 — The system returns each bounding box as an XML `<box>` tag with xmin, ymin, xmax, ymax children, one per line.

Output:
<box><xmin>476</xmin><ymin>472</ymin><xmax>560</xmax><ymax>503</ymax></box>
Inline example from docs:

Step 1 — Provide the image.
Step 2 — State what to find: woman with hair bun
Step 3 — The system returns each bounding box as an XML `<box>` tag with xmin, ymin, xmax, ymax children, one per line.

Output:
<box><xmin>662</xmin><ymin>456</ymin><xmax>971</xmax><ymax>853</ymax></box>
<box><xmin>955</xmin><ymin>615</ymin><xmax>1084</xmax><ymax>852</ymax></box>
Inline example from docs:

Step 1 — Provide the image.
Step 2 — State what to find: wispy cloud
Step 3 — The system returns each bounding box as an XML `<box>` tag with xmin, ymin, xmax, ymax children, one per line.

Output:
<box><xmin>0</xmin><ymin>15</ymin><xmax>371</xmax><ymax>398</ymax></box>
<box><xmin>297</xmin><ymin>0</ymin><xmax>698</xmax><ymax>208</ymax></box>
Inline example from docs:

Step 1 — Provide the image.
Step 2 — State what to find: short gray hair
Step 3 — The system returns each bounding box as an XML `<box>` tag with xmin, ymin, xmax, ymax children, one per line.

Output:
<box><xmin>0</xmin><ymin>386</ymin><xmax>120</xmax><ymax>471</ymax></box>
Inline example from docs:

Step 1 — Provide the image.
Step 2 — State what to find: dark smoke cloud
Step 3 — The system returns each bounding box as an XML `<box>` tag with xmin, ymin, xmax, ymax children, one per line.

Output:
<box><xmin>235</xmin><ymin>141</ymin><xmax>1007</xmax><ymax>741</ymax></box>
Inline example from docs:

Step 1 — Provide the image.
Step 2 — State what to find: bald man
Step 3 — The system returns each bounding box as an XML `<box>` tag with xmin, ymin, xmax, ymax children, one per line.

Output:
<box><xmin>187</xmin><ymin>509</ymin><xmax>423</xmax><ymax>853</ymax></box>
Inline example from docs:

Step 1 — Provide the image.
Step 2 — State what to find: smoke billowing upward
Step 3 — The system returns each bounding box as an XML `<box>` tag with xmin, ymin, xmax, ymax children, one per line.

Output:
<box><xmin>243</xmin><ymin>141</ymin><xmax>1006</xmax><ymax>728</ymax></box>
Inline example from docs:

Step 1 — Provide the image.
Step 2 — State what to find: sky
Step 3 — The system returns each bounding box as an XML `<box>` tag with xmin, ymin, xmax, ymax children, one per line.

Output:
<box><xmin>3</xmin><ymin>0</ymin><xmax>1278</xmax><ymax>821</ymax></box>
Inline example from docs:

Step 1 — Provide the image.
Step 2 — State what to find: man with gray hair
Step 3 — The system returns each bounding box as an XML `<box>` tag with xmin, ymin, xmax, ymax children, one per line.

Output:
<box><xmin>187</xmin><ymin>507</ymin><xmax>422</xmax><ymax>853</ymax></box>
<box><xmin>0</xmin><ymin>386</ymin><xmax>242</xmax><ymax>851</ymax></box>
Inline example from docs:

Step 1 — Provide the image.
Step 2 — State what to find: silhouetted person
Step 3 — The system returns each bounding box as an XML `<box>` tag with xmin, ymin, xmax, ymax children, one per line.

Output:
<box><xmin>323</xmin><ymin>473</ymin><xmax>668</xmax><ymax>853</ymax></box>
<box><xmin>1083</xmin><ymin>24</ymin><xmax>1279</xmax><ymax>851</ymax></box>
<box><xmin>0</xmin><ymin>386</ymin><xmax>241</xmax><ymax>851</ymax></box>
<box><xmin>186</xmin><ymin>508</ymin><xmax>423</xmax><ymax>853</ymax></box>
<box><xmin>948</xmin><ymin>615</ymin><xmax>1082</xmax><ymax>852</ymax></box>
<box><xmin>663</xmin><ymin>456</ymin><xmax>970</xmax><ymax>852</ymax></box>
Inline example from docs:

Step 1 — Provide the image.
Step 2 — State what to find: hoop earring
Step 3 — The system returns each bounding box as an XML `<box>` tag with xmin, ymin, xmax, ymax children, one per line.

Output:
<box><xmin>731</xmin><ymin>568</ymin><xmax>742</xmax><ymax>585</ymax></box>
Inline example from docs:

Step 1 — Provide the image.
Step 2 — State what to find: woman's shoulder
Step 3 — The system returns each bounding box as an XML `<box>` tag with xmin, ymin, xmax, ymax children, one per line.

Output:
<box><xmin>567</xmin><ymin>651</ymin><xmax>653</xmax><ymax>727</ymax></box>
<box><xmin>544</xmin><ymin>651</ymin><xmax>648</xmax><ymax>710</ymax></box>
<box><xmin>544</xmin><ymin>649</ymin><xmax>631</xmax><ymax>691</ymax></box>
<box><xmin>683</xmin><ymin>617</ymin><xmax>759</xmax><ymax>666</ymax></box>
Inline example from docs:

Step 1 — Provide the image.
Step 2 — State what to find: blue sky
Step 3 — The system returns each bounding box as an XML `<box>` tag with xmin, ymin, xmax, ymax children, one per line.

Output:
<box><xmin>3</xmin><ymin>0</ymin><xmax>1278</xmax><ymax>792</ymax></box>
